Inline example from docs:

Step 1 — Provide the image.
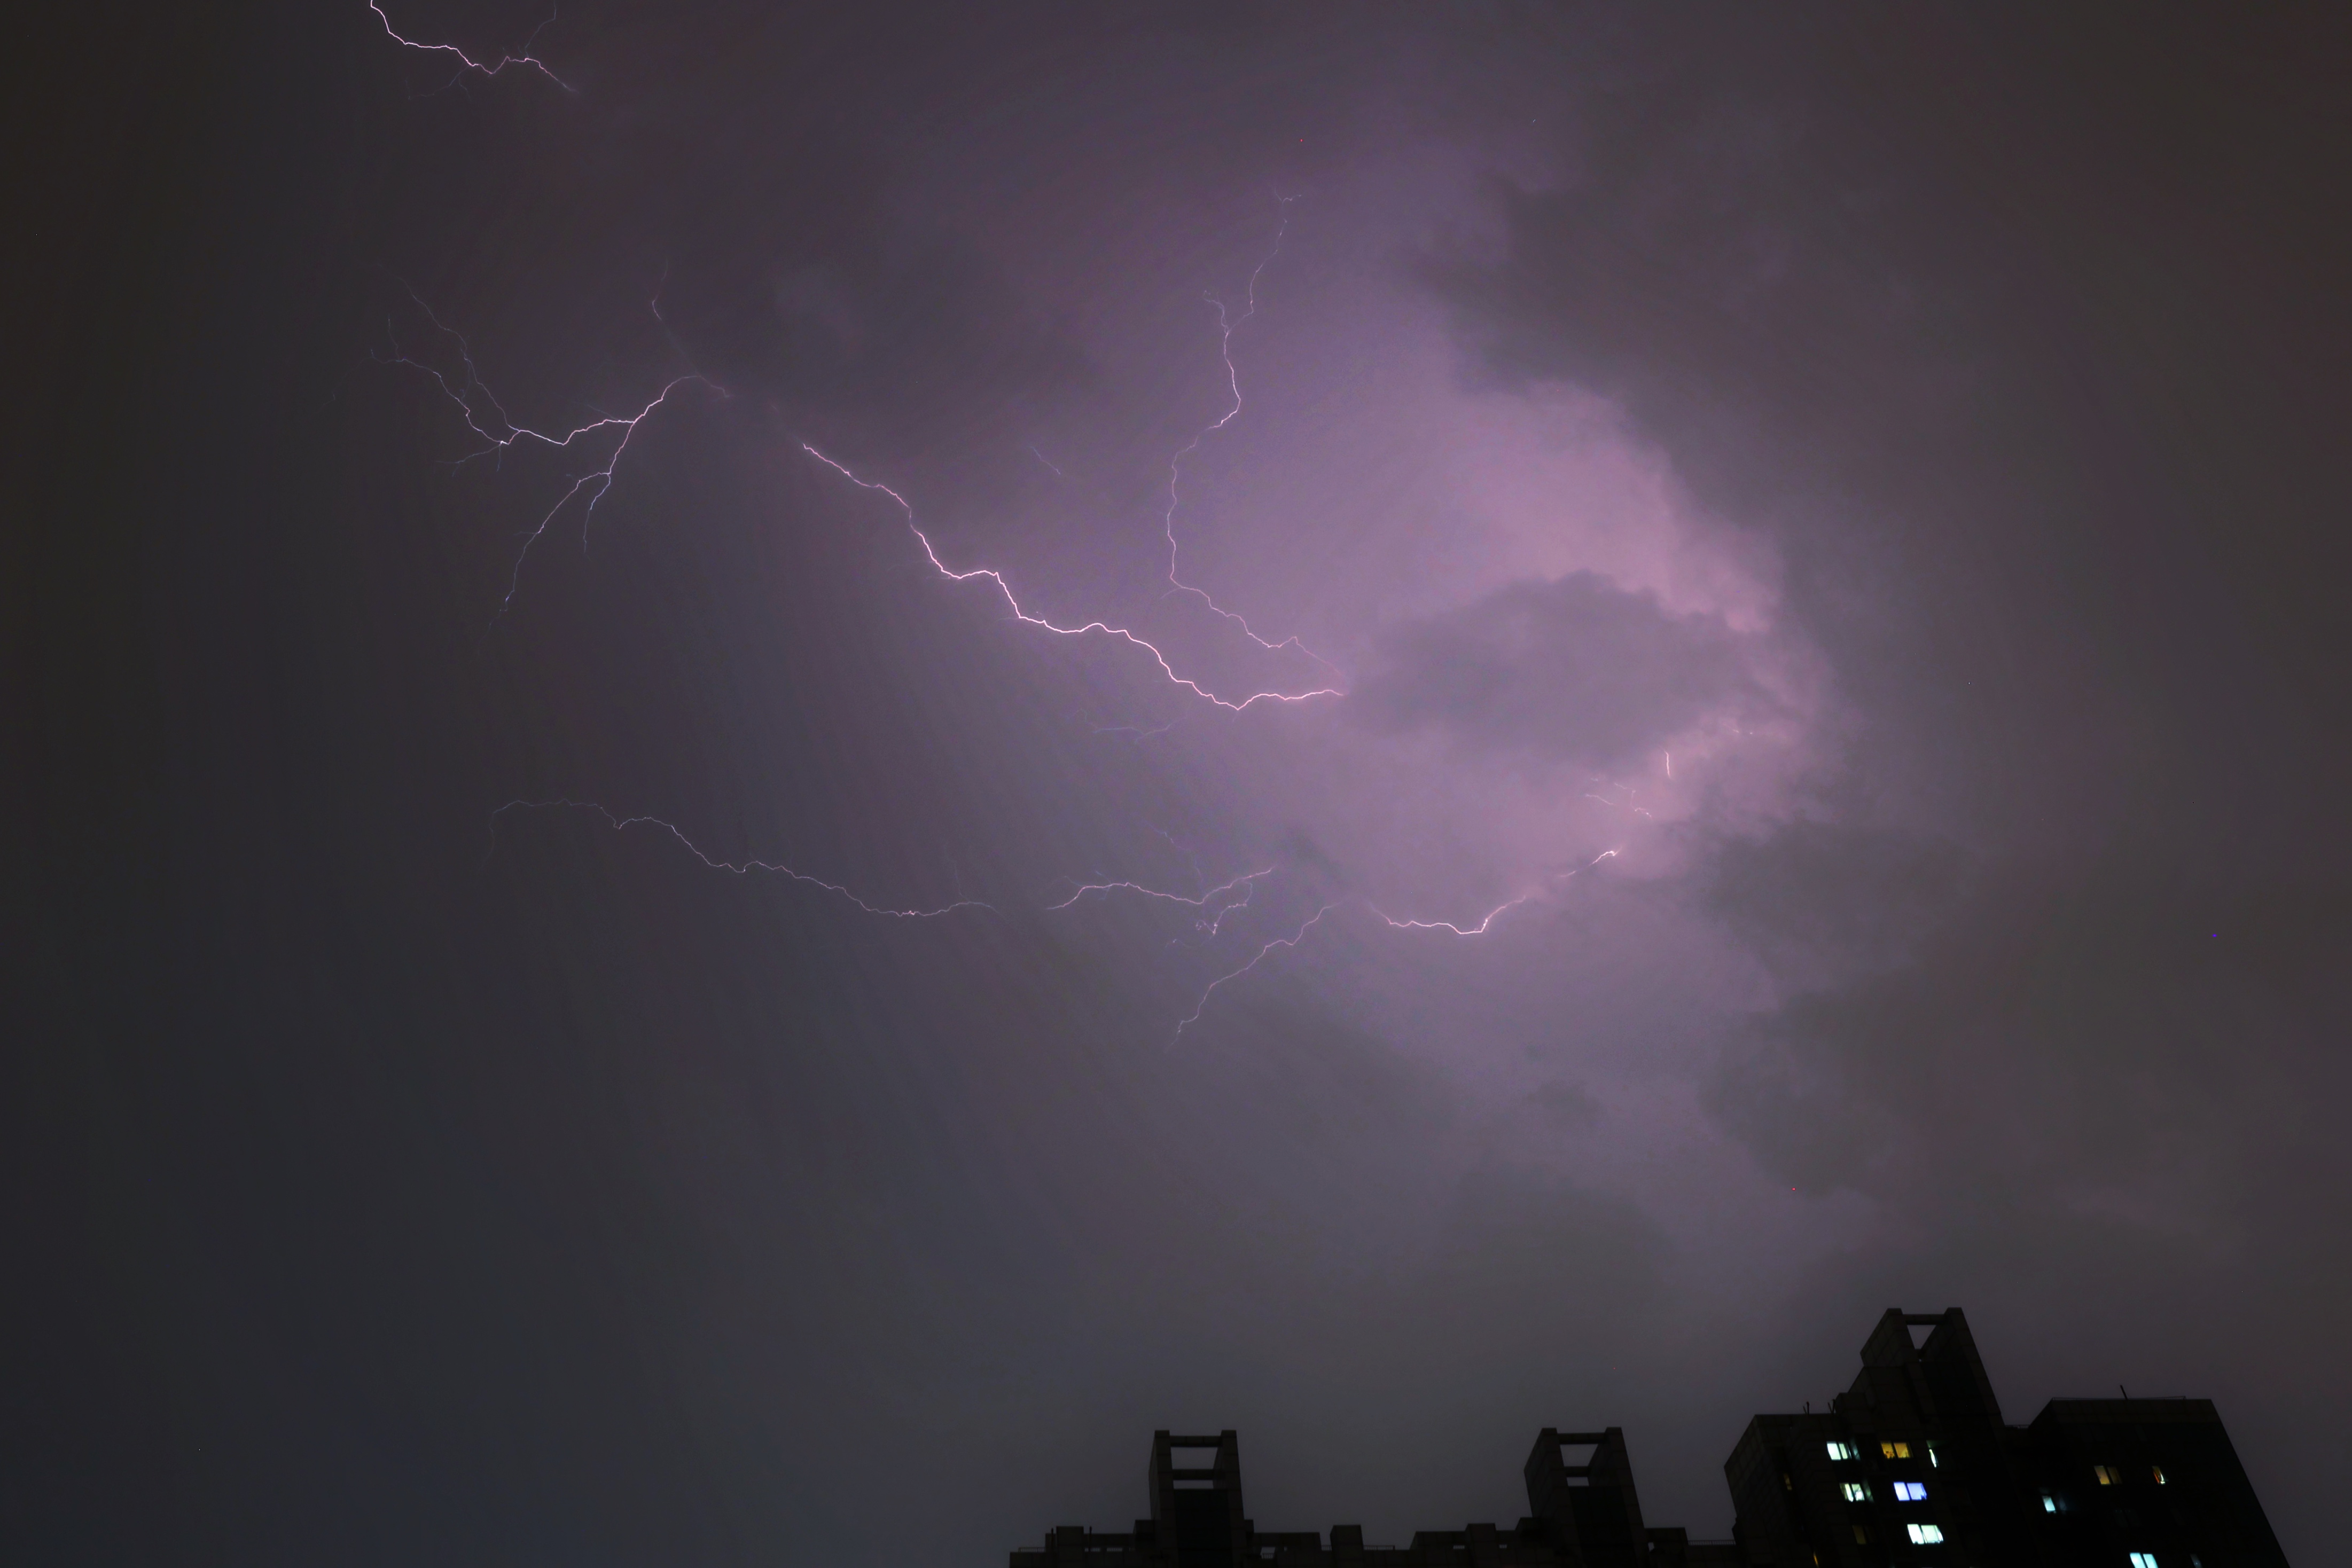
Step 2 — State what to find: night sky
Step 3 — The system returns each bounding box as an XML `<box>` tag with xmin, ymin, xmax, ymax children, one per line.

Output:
<box><xmin>12</xmin><ymin>4</ymin><xmax>2350</xmax><ymax>1562</ymax></box>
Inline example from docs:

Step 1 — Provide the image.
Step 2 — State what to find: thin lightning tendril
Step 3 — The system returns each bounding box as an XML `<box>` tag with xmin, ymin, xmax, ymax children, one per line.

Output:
<box><xmin>370</xmin><ymin>1</ymin><xmax>575</xmax><ymax>91</ymax></box>
<box><xmin>1174</xmin><ymin>903</ymin><xmax>1337</xmax><ymax>1040</ymax></box>
<box><xmin>377</xmin><ymin>290</ymin><xmax>724</xmax><ymax>620</ymax></box>
<box><xmin>801</xmin><ymin>444</ymin><xmax>1342</xmax><ymax>712</ymax></box>
<box><xmin>491</xmin><ymin>799</ymin><xmax>995</xmax><ymax>919</ymax></box>
<box><xmin>1168</xmin><ymin>848</ymin><xmax>1627</xmax><ymax>1039</ymax></box>
<box><xmin>1046</xmin><ymin>867</ymin><xmax>1274</xmax><ymax>913</ymax></box>
<box><xmin>1160</xmin><ymin>194</ymin><xmax>1342</xmax><ymax>683</ymax></box>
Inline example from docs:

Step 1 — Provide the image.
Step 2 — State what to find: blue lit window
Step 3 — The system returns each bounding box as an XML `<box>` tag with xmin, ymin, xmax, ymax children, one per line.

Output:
<box><xmin>1906</xmin><ymin>1523</ymin><xmax>1944</xmax><ymax>1544</ymax></box>
<box><xmin>2129</xmin><ymin>1554</ymin><xmax>2160</xmax><ymax>1568</ymax></box>
<box><xmin>1894</xmin><ymin>1481</ymin><xmax>1927</xmax><ymax>1502</ymax></box>
<box><xmin>2041</xmin><ymin>1492</ymin><xmax>2058</xmax><ymax>1513</ymax></box>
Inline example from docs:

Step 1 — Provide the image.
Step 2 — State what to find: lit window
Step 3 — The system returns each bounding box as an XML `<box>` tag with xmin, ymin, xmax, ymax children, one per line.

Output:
<box><xmin>1927</xmin><ymin>1442</ymin><xmax>1939</xmax><ymax>1468</ymax></box>
<box><xmin>1881</xmin><ymin>1441</ymin><xmax>1911</xmax><ymax>1460</ymax></box>
<box><xmin>1842</xmin><ymin>1482</ymin><xmax>1870</xmax><ymax>1502</ymax></box>
<box><xmin>1851</xmin><ymin>1525</ymin><xmax>1871</xmax><ymax>1544</ymax></box>
<box><xmin>1783</xmin><ymin>1473</ymin><xmax>1794</xmax><ymax>1492</ymax></box>
<box><xmin>1894</xmin><ymin>1481</ymin><xmax>1928</xmax><ymax>1502</ymax></box>
<box><xmin>2151</xmin><ymin>1466</ymin><xmax>2166</xmax><ymax>1485</ymax></box>
<box><xmin>1826</xmin><ymin>1441</ymin><xmax>1857</xmax><ymax>1462</ymax></box>
<box><xmin>2041</xmin><ymin>1492</ymin><xmax>2058</xmax><ymax>1514</ymax></box>
<box><xmin>2129</xmin><ymin>1554</ymin><xmax>2160</xmax><ymax>1568</ymax></box>
<box><xmin>1906</xmin><ymin>1523</ymin><xmax>1944</xmax><ymax>1544</ymax></box>
<box><xmin>2094</xmin><ymin>1464</ymin><xmax>2120</xmax><ymax>1485</ymax></box>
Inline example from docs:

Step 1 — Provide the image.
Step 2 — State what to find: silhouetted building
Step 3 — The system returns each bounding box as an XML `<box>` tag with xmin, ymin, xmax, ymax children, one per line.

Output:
<box><xmin>1010</xmin><ymin>1310</ymin><xmax>2284</xmax><ymax>1568</ymax></box>
<box><xmin>1726</xmin><ymin>1309</ymin><xmax>2287</xmax><ymax>1566</ymax></box>
<box><xmin>1008</xmin><ymin>1426</ymin><xmax>1737</xmax><ymax>1568</ymax></box>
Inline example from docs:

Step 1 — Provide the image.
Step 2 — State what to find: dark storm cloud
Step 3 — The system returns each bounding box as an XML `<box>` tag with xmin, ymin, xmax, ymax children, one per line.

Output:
<box><xmin>19</xmin><ymin>3</ymin><xmax>2351</xmax><ymax>1564</ymax></box>
<box><xmin>1420</xmin><ymin>0</ymin><xmax>2352</xmax><ymax>1226</ymax></box>
<box><xmin>1350</xmin><ymin>572</ymin><xmax>1761</xmax><ymax>769</ymax></box>
<box><xmin>1422</xmin><ymin>8</ymin><xmax>2352</xmax><ymax>855</ymax></box>
<box><xmin>1705</xmin><ymin>821</ymin><xmax>1970</xmax><ymax>989</ymax></box>
<box><xmin>1709</xmin><ymin>844</ymin><xmax>2352</xmax><ymax>1206</ymax></box>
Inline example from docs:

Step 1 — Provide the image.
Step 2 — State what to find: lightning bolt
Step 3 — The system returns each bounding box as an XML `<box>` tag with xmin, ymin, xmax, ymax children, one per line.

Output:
<box><xmin>1368</xmin><ymin>848</ymin><xmax>1621</xmax><ymax>938</ymax></box>
<box><xmin>370</xmin><ymin>1</ymin><xmax>574</xmax><ymax>92</ymax></box>
<box><xmin>1201</xmin><ymin>876</ymin><xmax>1261</xmax><ymax>936</ymax></box>
<box><xmin>1554</xmin><ymin>849</ymin><xmax>1622</xmax><ymax>878</ymax></box>
<box><xmin>490</xmin><ymin>799</ymin><xmax>995</xmax><ymax>919</ymax></box>
<box><xmin>1581</xmin><ymin>782</ymin><xmax>1653</xmax><ymax>819</ymax></box>
<box><xmin>1159</xmin><ymin>194</ymin><xmax>1343</xmax><ymax>684</ymax></box>
<box><xmin>801</xmin><ymin>444</ymin><xmax>1343</xmax><ymax>713</ymax></box>
<box><xmin>368</xmin><ymin>26</ymin><xmax>1654</xmax><ymax>1032</ymax></box>
<box><xmin>1046</xmin><ymin>867</ymin><xmax>1273</xmax><ymax>913</ymax></box>
<box><xmin>374</xmin><ymin>289</ymin><xmax>724</xmax><ymax>619</ymax></box>
<box><xmin>1371</xmin><ymin>892</ymin><xmax>1538</xmax><ymax>937</ymax></box>
<box><xmin>1174</xmin><ymin>903</ymin><xmax>1337</xmax><ymax>1041</ymax></box>
<box><xmin>1162</xmin><ymin>846</ymin><xmax>1627</xmax><ymax>1041</ymax></box>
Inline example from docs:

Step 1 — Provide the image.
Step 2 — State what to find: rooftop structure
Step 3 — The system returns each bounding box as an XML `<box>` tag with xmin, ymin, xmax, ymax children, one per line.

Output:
<box><xmin>1010</xmin><ymin>1310</ymin><xmax>2284</xmax><ymax>1567</ymax></box>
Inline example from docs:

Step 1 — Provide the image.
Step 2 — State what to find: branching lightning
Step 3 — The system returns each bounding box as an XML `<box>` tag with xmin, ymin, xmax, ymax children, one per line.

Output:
<box><xmin>371</xmin><ymin>15</ymin><xmax>1650</xmax><ymax>1040</ymax></box>
<box><xmin>376</xmin><ymin>289</ymin><xmax>724</xmax><ymax>618</ymax></box>
<box><xmin>370</xmin><ymin>1</ymin><xmax>574</xmax><ymax>91</ymax></box>
<box><xmin>1159</xmin><ymin>194</ymin><xmax>1342</xmax><ymax>683</ymax></box>
<box><xmin>491</xmin><ymin>799</ymin><xmax>995</xmax><ymax>918</ymax></box>
<box><xmin>801</xmin><ymin>444</ymin><xmax>1343</xmax><ymax>713</ymax></box>
<box><xmin>1162</xmin><ymin>846</ymin><xmax>1629</xmax><ymax>1039</ymax></box>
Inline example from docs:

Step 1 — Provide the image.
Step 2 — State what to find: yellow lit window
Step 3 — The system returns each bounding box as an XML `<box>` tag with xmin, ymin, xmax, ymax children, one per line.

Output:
<box><xmin>2152</xmin><ymin>1465</ymin><xmax>2166</xmax><ymax>1485</ymax></box>
<box><xmin>1852</xmin><ymin>1525</ymin><xmax>1872</xmax><ymax>1544</ymax></box>
<box><xmin>2093</xmin><ymin>1465</ymin><xmax>2119</xmax><ymax>1485</ymax></box>
<box><xmin>1881</xmin><ymin>1441</ymin><xmax>1911</xmax><ymax>1460</ymax></box>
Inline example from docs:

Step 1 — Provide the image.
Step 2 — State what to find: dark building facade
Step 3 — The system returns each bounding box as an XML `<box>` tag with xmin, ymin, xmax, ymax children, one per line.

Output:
<box><xmin>1010</xmin><ymin>1310</ymin><xmax>2286</xmax><ymax>1568</ymax></box>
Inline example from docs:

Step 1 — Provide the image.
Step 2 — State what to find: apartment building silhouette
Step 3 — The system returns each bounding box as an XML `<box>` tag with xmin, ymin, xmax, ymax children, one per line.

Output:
<box><xmin>1009</xmin><ymin>1309</ymin><xmax>2285</xmax><ymax>1567</ymax></box>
